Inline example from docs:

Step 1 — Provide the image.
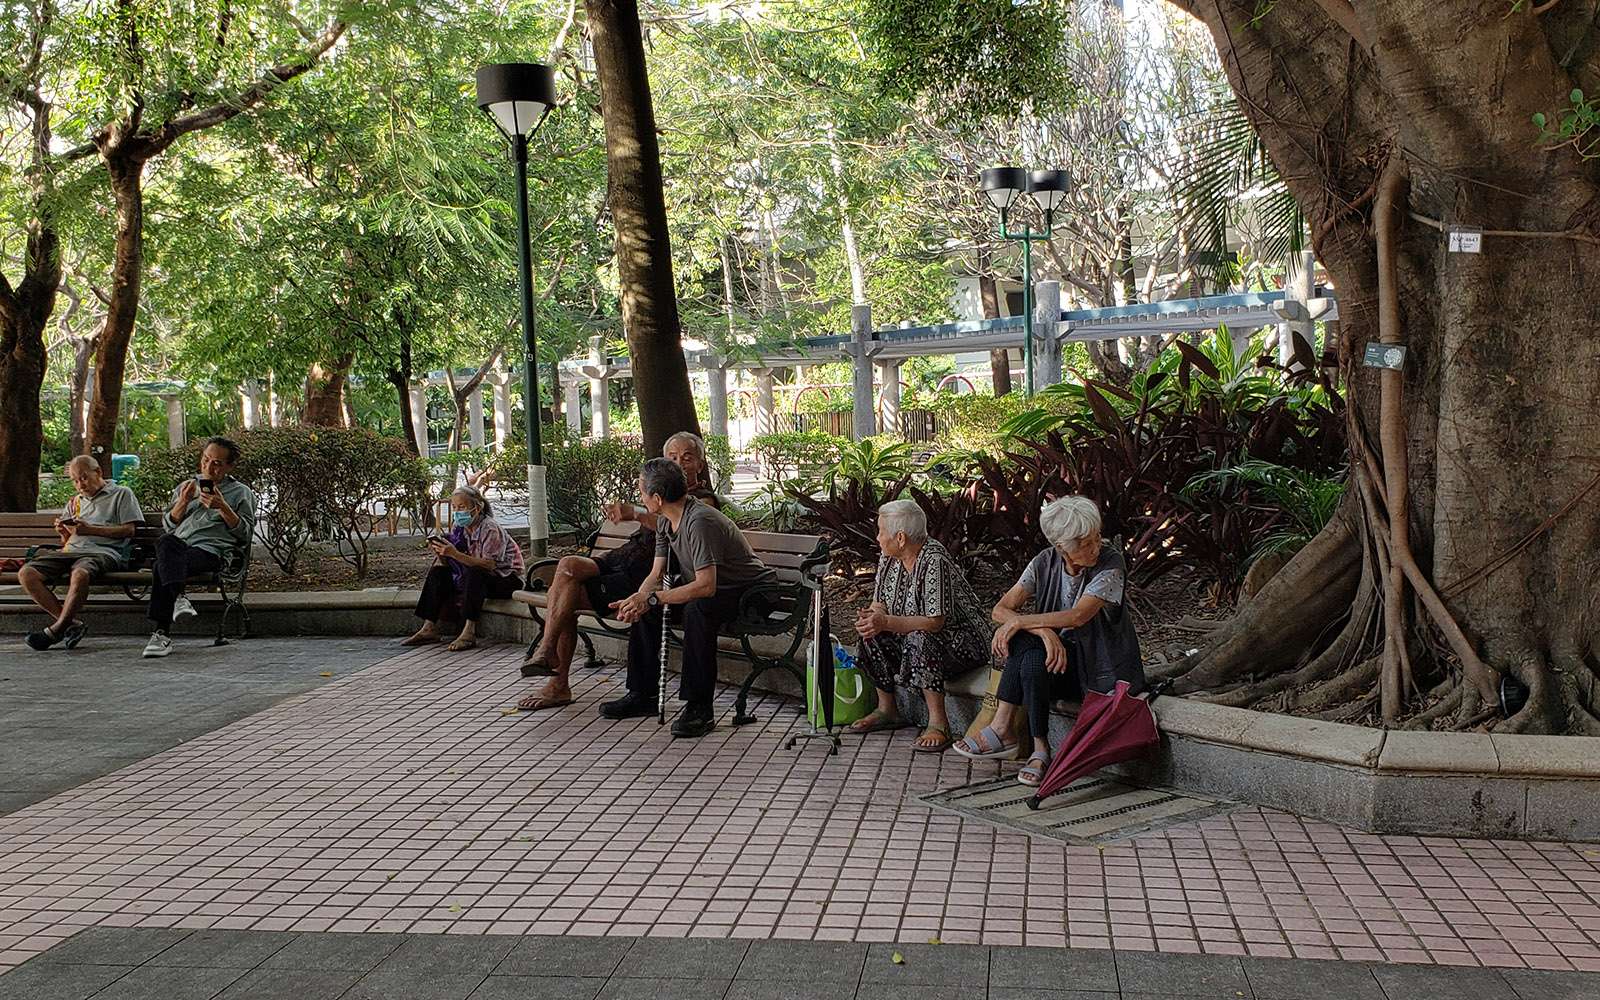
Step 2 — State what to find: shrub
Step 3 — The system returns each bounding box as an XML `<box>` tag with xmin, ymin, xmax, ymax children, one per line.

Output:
<box><xmin>748</xmin><ymin>429</ymin><xmax>845</xmax><ymax>486</ymax></box>
<box><xmin>128</xmin><ymin>427</ymin><xmax>430</xmax><ymax>577</ymax></box>
<box><xmin>493</xmin><ymin>432</ymin><xmax>645</xmax><ymax>537</ymax></box>
<box><xmin>704</xmin><ymin>433</ymin><xmax>735</xmax><ymax>492</ymax></box>
<box><xmin>35</xmin><ymin>475</ymin><xmax>77</xmax><ymax>511</ymax></box>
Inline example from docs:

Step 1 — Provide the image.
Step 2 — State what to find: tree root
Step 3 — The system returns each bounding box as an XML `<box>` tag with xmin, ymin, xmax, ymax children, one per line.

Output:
<box><xmin>1288</xmin><ymin>654</ymin><xmax>1380</xmax><ymax>713</ymax></box>
<box><xmin>1403</xmin><ymin>684</ymin><xmax>1463</xmax><ymax>730</ymax></box>
<box><xmin>1198</xmin><ymin>585</ymin><xmax>1377</xmax><ymax>707</ymax></box>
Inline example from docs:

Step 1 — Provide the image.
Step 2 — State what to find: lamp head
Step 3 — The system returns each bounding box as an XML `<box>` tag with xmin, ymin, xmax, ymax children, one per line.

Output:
<box><xmin>475</xmin><ymin>63</ymin><xmax>557</xmax><ymax>139</ymax></box>
<box><xmin>1027</xmin><ymin>170</ymin><xmax>1070</xmax><ymax>213</ymax></box>
<box><xmin>979</xmin><ymin>167</ymin><xmax>1026</xmax><ymax>213</ymax></box>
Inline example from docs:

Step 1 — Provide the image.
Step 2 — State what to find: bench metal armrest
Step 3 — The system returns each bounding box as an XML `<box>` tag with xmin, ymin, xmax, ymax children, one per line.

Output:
<box><xmin>525</xmin><ymin>558</ymin><xmax>560</xmax><ymax>592</ymax></box>
<box><xmin>737</xmin><ymin>580</ymin><xmax>807</xmax><ymax>625</ymax></box>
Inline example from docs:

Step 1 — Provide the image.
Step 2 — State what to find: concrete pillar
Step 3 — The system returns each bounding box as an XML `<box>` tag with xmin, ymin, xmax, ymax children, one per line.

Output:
<box><xmin>754</xmin><ymin>368</ymin><xmax>776</xmax><ymax>438</ymax></box>
<box><xmin>491</xmin><ymin>373</ymin><xmax>512</xmax><ymax>451</ymax></box>
<box><xmin>1278</xmin><ymin>250</ymin><xmax>1316</xmax><ymax>369</ymax></box>
<box><xmin>564</xmin><ymin>378</ymin><xmax>583</xmax><ymax>435</ymax></box>
<box><xmin>240</xmin><ymin>380</ymin><xmax>261</xmax><ymax>430</ymax></box>
<box><xmin>409</xmin><ymin>383</ymin><xmax>429</xmax><ymax>457</ymax></box>
<box><xmin>163</xmin><ymin>395</ymin><xmax>186</xmax><ymax>450</ymax></box>
<box><xmin>587</xmin><ymin>336</ymin><xmax>610</xmax><ymax>439</ymax></box>
<box><xmin>468</xmin><ymin>386</ymin><xmax>487</xmax><ymax>450</ymax></box>
<box><xmin>1033</xmin><ymin>280</ymin><xmax>1063</xmax><ymax>389</ymax></box>
<box><xmin>877</xmin><ymin>359</ymin><xmax>902</xmax><ymax>436</ymax></box>
<box><xmin>850</xmin><ymin>303</ymin><xmax>875</xmax><ymax>440</ymax></box>
<box><xmin>706</xmin><ymin>356</ymin><xmax>729</xmax><ymax>439</ymax></box>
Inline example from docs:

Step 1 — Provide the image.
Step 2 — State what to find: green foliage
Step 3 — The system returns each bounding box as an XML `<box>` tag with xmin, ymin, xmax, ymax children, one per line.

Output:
<box><xmin>703</xmin><ymin>434</ymin><xmax>735</xmax><ymax>492</ymax></box>
<box><xmin>493</xmin><ymin>432</ymin><xmax>645</xmax><ymax>537</ymax></box>
<box><xmin>128</xmin><ymin>427</ymin><xmax>430</xmax><ymax>577</ymax></box>
<box><xmin>860</xmin><ymin>0</ymin><xmax>1079</xmax><ymax>122</ymax></box>
<box><xmin>826</xmin><ymin>436</ymin><xmax>915</xmax><ymax>491</ymax></box>
<box><xmin>1533</xmin><ymin>87</ymin><xmax>1600</xmax><ymax>158</ymax></box>
<box><xmin>748</xmin><ymin>430</ymin><xmax>846</xmax><ymax>486</ymax></box>
<box><xmin>35</xmin><ymin>475</ymin><xmax>78</xmax><ymax>511</ymax></box>
<box><xmin>1184</xmin><ymin>460</ymin><xmax>1346</xmax><ymax>560</ymax></box>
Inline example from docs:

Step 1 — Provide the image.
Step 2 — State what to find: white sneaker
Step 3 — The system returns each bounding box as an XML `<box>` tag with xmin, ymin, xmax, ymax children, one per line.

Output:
<box><xmin>173</xmin><ymin>596</ymin><xmax>197</xmax><ymax>620</ymax></box>
<box><xmin>142</xmin><ymin>632</ymin><xmax>173</xmax><ymax>658</ymax></box>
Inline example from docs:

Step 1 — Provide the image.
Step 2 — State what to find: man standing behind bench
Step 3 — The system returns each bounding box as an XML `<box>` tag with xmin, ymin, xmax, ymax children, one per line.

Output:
<box><xmin>21</xmin><ymin>456</ymin><xmax>145</xmax><ymax>651</ymax></box>
<box><xmin>142</xmin><ymin>437</ymin><xmax>256</xmax><ymax>659</ymax></box>
<box><xmin>608</xmin><ymin>458</ymin><xmax>776</xmax><ymax>738</ymax></box>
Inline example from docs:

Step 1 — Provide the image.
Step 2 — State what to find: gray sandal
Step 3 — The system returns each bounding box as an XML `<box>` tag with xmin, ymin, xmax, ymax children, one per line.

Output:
<box><xmin>1018</xmin><ymin>751</ymin><xmax>1051</xmax><ymax>787</ymax></box>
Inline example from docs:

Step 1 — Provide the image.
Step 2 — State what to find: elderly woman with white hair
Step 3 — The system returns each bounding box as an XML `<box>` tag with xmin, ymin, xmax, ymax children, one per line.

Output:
<box><xmin>849</xmin><ymin>499</ymin><xmax>993</xmax><ymax>752</ymax></box>
<box><xmin>954</xmin><ymin>495</ymin><xmax>1144</xmax><ymax>785</ymax></box>
<box><xmin>404</xmin><ymin>485</ymin><xmax>525</xmax><ymax>651</ymax></box>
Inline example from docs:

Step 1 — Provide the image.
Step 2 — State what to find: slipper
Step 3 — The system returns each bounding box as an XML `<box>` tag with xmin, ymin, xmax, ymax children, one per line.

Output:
<box><xmin>1018</xmin><ymin>750</ymin><xmax>1051</xmax><ymax>786</ymax></box>
<box><xmin>400</xmin><ymin>633</ymin><xmax>441</xmax><ymax>647</ymax></box>
<box><xmin>913</xmin><ymin>725</ymin><xmax>952</xmax><ymax>754</ymax></box>
<box><xmin>445</xmin><ymin>637</ymin><xmax>477</xmax><ymax>652</ymax></box>
<box><xmin>846</xmin><ymin>709</ymin><xmax>903</xmax><ymax>735</ymax></box>
<box><xmin>516</xmin><ymin>693</ymin><xmax>574</xmax><ymax>712</ymax></box>
<box><xmin>951</xmin><ymin>725</ymin><xmax>1017</xmax><ymax>760</ymax></box>
<box><xmin>520</xmin><ymin>656</ymin><xmax>557</xmax><ymax>678</ymax></box>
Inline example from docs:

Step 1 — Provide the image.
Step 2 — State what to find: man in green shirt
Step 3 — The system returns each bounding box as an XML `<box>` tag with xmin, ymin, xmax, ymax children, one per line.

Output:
<box><xmin>21</xmin><ymin>456</ymin><xmax>145</xmax><ymax>651</ymax></box>
<box><xmin>142</xmin><ymin>437</ymin><xmax>257</xmax><ymax>659</ymax></box>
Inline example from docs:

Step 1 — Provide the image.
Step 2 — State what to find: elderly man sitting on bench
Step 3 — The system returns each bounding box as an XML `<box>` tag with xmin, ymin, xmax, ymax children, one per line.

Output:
<box><xmin>21</xmin><ymin>456</ymin><xmax>145</xmax><ymax>651</ymax></box>
<box><xmin>516</xmin><ymin>432</ymin><xmax>720</xmax><ymax>713</ymax></box>
<box><xmin>606</xmin><ymin>458</ymin><xmax>775</xmax><ymax>738</ymax></box>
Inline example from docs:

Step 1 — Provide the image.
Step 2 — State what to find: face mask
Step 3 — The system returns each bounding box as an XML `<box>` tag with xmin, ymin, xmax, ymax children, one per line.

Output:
<box><xmin>451</xmin><ymin>511</ymin><xmax>473</xmax><ymax>528</ymax></box>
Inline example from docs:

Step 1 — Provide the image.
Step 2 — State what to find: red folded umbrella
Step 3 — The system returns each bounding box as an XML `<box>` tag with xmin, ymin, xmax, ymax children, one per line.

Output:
<box><xmin>1027</xmin><ymin>680</ymin><xmax>1162</xmax><ymax>809</ymax></box>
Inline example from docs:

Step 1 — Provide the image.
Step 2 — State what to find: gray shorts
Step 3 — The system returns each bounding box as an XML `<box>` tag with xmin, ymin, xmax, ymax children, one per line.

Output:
<box><xmin>24</xmin><ymin>552</ymin><xmax>120</xmax><ymax>583</ymax></box>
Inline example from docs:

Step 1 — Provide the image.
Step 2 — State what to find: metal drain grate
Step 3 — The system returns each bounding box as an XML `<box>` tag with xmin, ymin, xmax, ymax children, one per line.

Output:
<box><xmin>916</xmin><ymin>775</ymin><xmax>1236</xmax><ymax>845</ymax></box>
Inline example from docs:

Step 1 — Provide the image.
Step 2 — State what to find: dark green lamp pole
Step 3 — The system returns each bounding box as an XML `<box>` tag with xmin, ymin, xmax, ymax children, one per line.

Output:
<box><xmin>476</xmin><ymin>62</ymin><xmax>556</xmax><ymax>553</ymax></box>
<box><xmin>979</xmin><ymin>167</ymin><xmax>1069</xmax><ymax>397</ymax></box>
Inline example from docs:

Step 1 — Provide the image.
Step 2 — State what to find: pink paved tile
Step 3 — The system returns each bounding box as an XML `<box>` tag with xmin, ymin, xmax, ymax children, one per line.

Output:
<box><xmin>1</xmin><ymin>642</ymin><xmax>1599</xmax><ymax>974</ymax></box>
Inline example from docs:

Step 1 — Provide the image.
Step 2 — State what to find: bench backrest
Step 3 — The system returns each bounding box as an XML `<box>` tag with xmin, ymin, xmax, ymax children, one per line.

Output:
<box><xmin>0</xmin><ymin>512</ymin><xmax>164</xmax><ymax>563</ymax></box>
<box><xmin>587</xmin><ymin>519</ymin><xmax>826</xmax><ymax>587</ymax></box>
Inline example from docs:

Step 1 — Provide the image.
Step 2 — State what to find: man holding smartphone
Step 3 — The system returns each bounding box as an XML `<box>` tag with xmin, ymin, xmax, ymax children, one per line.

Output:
<box><xmin>142</xmin><ymin>437</ymin><xmax>257</xmax><ymax>658</ymax></box>
<box><xmin>19</xmin><ymin>456</ymin><xmax>144</xmax><ymax>651</ymax></box>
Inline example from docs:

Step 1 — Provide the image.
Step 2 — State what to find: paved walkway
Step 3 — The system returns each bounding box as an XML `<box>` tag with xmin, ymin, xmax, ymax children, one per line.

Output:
<box><xmin>1</xmin><ymin>642</ymin><xmax>1598</xmax><ymax>984</ymax></box>
<box><xmin>6</xmin><ymin>927</ymin><xmax>1597</xmax><ymax>1000</ymax></box>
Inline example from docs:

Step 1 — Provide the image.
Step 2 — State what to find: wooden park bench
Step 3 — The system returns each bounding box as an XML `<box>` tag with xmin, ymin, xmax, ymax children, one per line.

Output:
<box><xmin>0</xmin><ymin>512</ymin><xmax>251</xmax><ymax>644</ymax></box>
<box><xmin>513</xmin><ymin>519</ymin><xmax>829</xmax><ymax>725</ymax></box>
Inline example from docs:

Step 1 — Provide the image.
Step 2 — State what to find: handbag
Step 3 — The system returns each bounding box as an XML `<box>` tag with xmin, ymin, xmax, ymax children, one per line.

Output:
<box><xmin>807</xmin><ymin>640</ymin><xmax>876</xmax><ymax>728</ymax></box>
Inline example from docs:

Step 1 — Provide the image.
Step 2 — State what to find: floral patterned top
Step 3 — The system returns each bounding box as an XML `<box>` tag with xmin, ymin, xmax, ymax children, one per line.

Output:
<box><xmin>447</xmin><ymin>515</ymin><xmax>525</xmax><ymax>586</ymax></box>
<box><xmin>872</xmin><ymin>538</ymin><xmax>993</xmax><ymax>644</ymax></box>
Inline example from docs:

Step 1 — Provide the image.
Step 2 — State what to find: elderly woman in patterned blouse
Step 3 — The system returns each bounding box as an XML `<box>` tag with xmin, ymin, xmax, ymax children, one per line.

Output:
<box><xmin>403</xmin><ymin>486</ymin><xmax>525</xmax><ymax>652</ymax></box>
<box><xmin>849</xmin><ymin>499</ymin><xmax>993</xmax><ymax>752</ymax></box>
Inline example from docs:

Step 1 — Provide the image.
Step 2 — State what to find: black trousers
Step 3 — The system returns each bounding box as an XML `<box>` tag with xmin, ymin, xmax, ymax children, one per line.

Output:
<box><xmin>149</xmin><ymin>535</ymin><xmax>223</xmax><ymax>631</ymax></box>
<box><xmin>626</xmin><ymin>589</ymin><xmax>741</xmax><ymax>710</ymax></box>
<box><xmin>415</xmin><ymin>565</ymin><xmax>518</xmax><ymax>623</ymax></box>
<box><xmin>996</xmin><ymin>631</ymin><xmax>1081</xmax><ymax>746</ymax></box>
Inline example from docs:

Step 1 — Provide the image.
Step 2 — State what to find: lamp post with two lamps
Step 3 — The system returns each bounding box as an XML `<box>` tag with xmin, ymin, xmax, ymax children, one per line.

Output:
<box><xmin>977</xmin><ymin>167</ymin><xmax>1069</xmax><ymax>397</ymax></box>
<box><xmin>475</xmin><ymin>62</ymin><xmax>556</xmax><ymax>554</ymax></box>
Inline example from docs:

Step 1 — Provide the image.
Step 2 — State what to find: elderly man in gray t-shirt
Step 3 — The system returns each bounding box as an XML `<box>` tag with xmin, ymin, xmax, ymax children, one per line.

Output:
<box><xmin>21</xmin><ymin>456</ymin><xmax>145</xmax><ymax>651</ymax></box>
<box><xmin>605</xmin><ymin>457</ymin><xmax>776</xmax><ymax>738</ymax></box>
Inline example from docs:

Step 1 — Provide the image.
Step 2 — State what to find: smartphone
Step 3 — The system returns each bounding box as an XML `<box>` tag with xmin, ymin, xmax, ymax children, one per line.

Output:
<box><xmin>426</xmin><ymin>534</ymin><xmax>448</xmax><ymax>546</ymax></box>
<box><xmin>59</xmin><ymin>517</ymin><xmax>80</xmax><ymax>526</ymax></box>
<box><xmin>197</xmin><ymin>478</ymin><xmax>216</xmax><ymax>494</ymax></box>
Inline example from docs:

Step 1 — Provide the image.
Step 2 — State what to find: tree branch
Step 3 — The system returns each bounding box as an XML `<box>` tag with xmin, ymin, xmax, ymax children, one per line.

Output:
<box><xmin>143</xmin><ymin>20</ymin><xmax>348</xmax><ymax>156</ymax></box>
<box><xmin>1314</xmin><ymin>0</ymin><xmax>1373</xmax><ymax>51</ymax></box>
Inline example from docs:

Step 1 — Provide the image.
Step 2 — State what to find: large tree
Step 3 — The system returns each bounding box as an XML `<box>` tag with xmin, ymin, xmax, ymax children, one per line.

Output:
<box><xmin>587</xmin><ymin>0</ymin><xmax>698</xmax><ymax>455</ymax></box>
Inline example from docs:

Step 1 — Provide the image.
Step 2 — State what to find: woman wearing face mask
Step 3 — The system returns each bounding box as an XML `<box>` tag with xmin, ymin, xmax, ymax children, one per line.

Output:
<box><xmin>404</xmin><ymin>486</ymin><xmax>525</xmax><ymax>651</ymax></box>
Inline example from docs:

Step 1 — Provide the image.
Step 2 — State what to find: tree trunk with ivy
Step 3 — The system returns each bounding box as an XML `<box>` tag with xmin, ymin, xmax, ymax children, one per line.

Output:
<box><xmin>303</xmin><ymin>354</ymin><xmax>353</xmax><ymax>427</ymax></box>
<box><xmin>1156</xmin><ymin>0</ymin><xmax>1600</xmax><ymax>734</ymax></box>
<box><xmin>587</xmin><ymin>0</ymin><xmax>699</xmax><ymax>456</ymax></box>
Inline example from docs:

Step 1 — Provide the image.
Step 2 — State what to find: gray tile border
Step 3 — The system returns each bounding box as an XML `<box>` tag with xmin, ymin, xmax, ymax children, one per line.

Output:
<box><xmin>497</xmin><ymin>936</ymin><xmax>633</xmax><ymax>978</ymax></box>
<box><xmin>259</xmin><ymin>933</ymin><xmax>405</xmax><ymax>972</ymax></box>
<box><xmin>595</xmin><ymin>977</ymin><xmax>732</xmax><ymax>1000</ymax></box>
<box><xmin>723</xmin><ymin>981</ymin><xmax>856</xmax><ymax>1000</ymax></box>
<box><xmin>144</xmin><ymin>930</ymin><xmax>299</xmax><ymax>970</ymax></box>
<box><xmin>991</xmin><ymin>944</ymin><xmax>1118</xmax><ymax>992</ymax></box>
<box><xmin>734</xmin><ymin>940</ymin><xmax>868</xmax><ymax>984</ymax></box>
<box><xmin>339</xmin><ymin>967</ymin><xmax>491</xmax><ymax>1000</ymax></box>
<box><xmin>377</xmin><ymin>935</ymin><xmax>516</xmax><ymax>975</ymax></box>
<box><xmin>1370</xmin><ymin>962</ymin><xmax>1518</xmax><ymax>1000</ymax></box>
<box><xmin>1113</xmin><ymin>952</ymin><xmax>1251</xmax><ymax>996</ymax></box>
<box><xmin>0</xmin><ymin>961</ymin><xmax>134</xmax><ymax>1000</ymax></box>
<box><xmin>1241</xmin><ymin>956</ymin><xmax>1385</xmax><ymax>1000</ymax></box>
<box><xmin>469</xmin><ymin>977</ymin><xmax>608</xmax><ymax>1000</ymax></box>
<box><xmin>618</xmin><ymin>938</ymin><xmax>750</xmax><ymax>979</ymax></box>
<box><xmin>859</xmin><ymin>943</ymin><xmax>990</xmax><ymax>986</ymax></box>
<box><xmin>1501</xmin><ymin>968</ymin><xmax>1600</xmax><ymax>1000</ymax></box>
<box><xmin>214</xmin><ymin>967</ymin><xmax>365</xmax><ymax>1000</ymax></box>
<box><xmin>990</xmin><ymin>992</ymin><xmax>1120</xmax><ymax>1000</ymax></box>
<box><xmin>89</xmin><ymin>965</ymin><xmax>250</xmax><ymax>1000</ymax></box>
<box><xmin>19</xmin><ymin>927</ymin><xmax>191</xmax><ymax>967</ymax></box>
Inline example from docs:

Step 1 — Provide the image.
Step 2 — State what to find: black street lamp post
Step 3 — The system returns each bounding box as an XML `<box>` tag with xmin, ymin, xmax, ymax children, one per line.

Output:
<box><xmin>978</xmin><ymin>167</ymin><xmax>1069</xmax><ymax>397</ymax></box>
<box><xmin>476</xmin><ymin>62</ymin><xmax>556</xmax><ymax>553</ymax></box>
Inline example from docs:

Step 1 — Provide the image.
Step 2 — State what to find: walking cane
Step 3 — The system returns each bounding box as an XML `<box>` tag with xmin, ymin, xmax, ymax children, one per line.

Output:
<box><xmin>657</xmin><ymin>572</ymin><xmax>672</xmax><ymax>726</ymax></box>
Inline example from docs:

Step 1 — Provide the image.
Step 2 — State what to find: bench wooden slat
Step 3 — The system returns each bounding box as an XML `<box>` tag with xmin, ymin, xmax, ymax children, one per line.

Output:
<box><xmin>742</xmin><ymin>530</ymin><xmax>825</xmax><ymax>556</ymax></box>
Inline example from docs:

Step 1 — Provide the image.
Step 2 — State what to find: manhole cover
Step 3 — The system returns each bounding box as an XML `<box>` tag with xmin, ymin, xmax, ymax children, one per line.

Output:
<box><xmin>915</xmin><ymin>775</ymin><xmax>1236</xmax><ymax>845</ymax></box>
